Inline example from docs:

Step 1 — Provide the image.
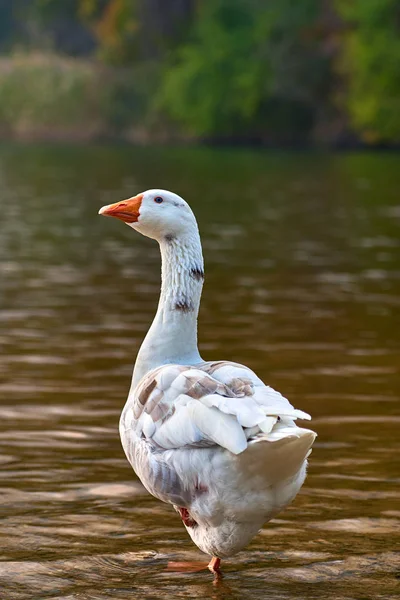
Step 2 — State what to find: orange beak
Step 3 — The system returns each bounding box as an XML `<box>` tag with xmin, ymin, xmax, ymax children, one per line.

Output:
<box><xmin>98</xmin><ymin>193</ymin><xmax>143</xmax><ymax>223</ymax></box>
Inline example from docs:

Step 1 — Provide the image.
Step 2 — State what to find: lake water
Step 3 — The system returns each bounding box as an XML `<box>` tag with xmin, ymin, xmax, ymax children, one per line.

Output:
<box><xmin>0</xmin><ymin>144</ymin><xmax>399</xmax><ymax>599</ymax></box>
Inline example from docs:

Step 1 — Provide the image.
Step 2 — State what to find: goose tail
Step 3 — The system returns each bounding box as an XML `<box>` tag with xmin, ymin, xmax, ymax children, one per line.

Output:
<box><xmin>241</xmin><ymin>426</ymin><xmax>316</xmax><ymax>485</ymax></box>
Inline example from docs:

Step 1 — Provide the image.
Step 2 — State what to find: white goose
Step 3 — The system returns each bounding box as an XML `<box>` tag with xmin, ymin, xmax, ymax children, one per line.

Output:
<box><xmin>99</xmin><ymin>189</ymin><xmax>316</xmax><ymax>577</ymax></box>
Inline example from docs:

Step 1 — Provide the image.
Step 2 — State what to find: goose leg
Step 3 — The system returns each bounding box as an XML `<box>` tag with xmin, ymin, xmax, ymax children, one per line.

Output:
<box><xmin>208</xmin><ymin>557</ymin><xmax>222</xmax><ymax>576</ymax></box>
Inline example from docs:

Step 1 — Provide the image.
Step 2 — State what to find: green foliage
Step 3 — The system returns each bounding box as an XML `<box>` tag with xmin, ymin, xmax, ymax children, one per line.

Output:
<box><xmin>160</xmin><ymin>0</ymin><xmax>330</xmax><ymax>140</ymax></box>
<box><xmin>160</xmin><ymin>1</ymin><xmax>270</xmax><ymax>135</ymax></box>
<box><xmin>0</xmin><ymin>0</ymin><xmax>398</xmax><ymax>144</ymax></box>
<box><xmin>336</xmin><ymin>0</ymin><xmax>400</xmax><ymax>142</ymax></box>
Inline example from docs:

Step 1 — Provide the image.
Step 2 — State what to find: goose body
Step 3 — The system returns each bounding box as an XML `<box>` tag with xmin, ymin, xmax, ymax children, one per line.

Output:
<box><xmin>99</xmin><ymin>189</ymin><xmax>316</xmax><ymax>571</ymax></box>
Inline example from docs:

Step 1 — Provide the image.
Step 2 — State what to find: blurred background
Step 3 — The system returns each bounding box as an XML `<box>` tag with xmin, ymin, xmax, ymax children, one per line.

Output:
<box><xmin>0</xmin><ymin>0</ymin><xmax>399</xmax><ymax>146</ymax></box>
<box><xmin>1</xmin><ymin>2</ymin><xmax>400</xmax><ymax>600</ymax></box>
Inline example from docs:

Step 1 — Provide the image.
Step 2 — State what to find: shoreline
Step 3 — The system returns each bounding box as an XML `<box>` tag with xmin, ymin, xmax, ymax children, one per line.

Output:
<box><xmin>0</xmin><ymin>132</ymin><xmax>398</xmax><ymax>152</ymax></box>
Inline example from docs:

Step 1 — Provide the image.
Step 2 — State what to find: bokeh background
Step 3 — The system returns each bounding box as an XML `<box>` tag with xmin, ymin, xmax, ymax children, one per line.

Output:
<box><xmin>0</xmin><ymin>2</ymin><xmax>400</xmax><ymax>600</ymax></box>
<box><xmin>0</xmin><ymin>0</ymin><xmax>399</xmax><ymax>146</ymax></box>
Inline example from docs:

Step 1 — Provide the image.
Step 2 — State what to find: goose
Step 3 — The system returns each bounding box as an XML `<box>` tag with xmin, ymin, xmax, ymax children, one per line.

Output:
<box><xmin>99</xmin><ymin>189</ymin><xmax>316</xmax><ymax>578</ymax></box>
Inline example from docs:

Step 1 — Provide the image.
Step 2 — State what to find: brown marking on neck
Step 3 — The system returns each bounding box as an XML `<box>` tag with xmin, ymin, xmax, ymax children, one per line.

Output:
<box><xmin>174</xmin><ymin>299</ymin><xmax>194</xmax><ymax>313</ymax></box>
<box><xmin>190</xmin><ymin>267</ymin><xmax>204</xmax><ymax>281</ymax></box>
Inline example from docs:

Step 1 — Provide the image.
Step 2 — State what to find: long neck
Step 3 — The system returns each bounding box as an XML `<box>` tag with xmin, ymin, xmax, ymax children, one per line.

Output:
<box><xmin>131</xmin><ymin>227</ymin><xmax>204</xmax><ymax>387</ymax></box>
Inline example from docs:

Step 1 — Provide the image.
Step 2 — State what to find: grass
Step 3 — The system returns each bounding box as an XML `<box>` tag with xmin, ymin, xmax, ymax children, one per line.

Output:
<box><xmin>0</xmin><ymin>53</ymin><xmax>155</xmax><ymax>142</ymax></box>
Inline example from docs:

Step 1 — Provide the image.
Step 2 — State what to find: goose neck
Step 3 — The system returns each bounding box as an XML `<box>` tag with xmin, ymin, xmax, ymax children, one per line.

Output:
<box><xmin>132</xmin><ymin>229</ymin><xmax>204</xmax><ymax>387</ymax></box>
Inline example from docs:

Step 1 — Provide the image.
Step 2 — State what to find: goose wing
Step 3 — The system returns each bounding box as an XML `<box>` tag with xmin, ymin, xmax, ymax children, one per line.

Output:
<box><xmin>119</xmin><ymin>361</ymin><xmax>312</xmax><ymax>505</ymax></box>
<box><xmin>121</xmin><ymin>361</ymin><xmax>311</xmax><ymax>456</ymax></box>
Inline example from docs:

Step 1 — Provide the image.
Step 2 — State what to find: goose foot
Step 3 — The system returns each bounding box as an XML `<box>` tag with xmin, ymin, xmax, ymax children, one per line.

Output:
<box><xmin>165</xmin><ymin>557</ymin><xmax>223</xmax><ymax>580</ymax></box>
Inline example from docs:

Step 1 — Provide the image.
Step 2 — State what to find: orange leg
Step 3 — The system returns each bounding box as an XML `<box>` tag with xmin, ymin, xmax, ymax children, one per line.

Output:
<box><xmin>208</xmin><ymin>556</ymin><xmax>222</xmax><ymax>575</ymax></box>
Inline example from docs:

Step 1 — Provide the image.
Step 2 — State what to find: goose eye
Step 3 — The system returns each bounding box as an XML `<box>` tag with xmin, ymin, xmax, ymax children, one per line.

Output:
<box><xmin>154</xmin><ymin>196</ymin><xmax>164</xmax><ymax>204</ymax></box>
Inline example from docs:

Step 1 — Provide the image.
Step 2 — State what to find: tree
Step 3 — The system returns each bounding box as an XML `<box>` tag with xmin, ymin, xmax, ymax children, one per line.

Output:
<box><xmin>336</xmin><ymin>0</ymin><xmax>400</xmax><ymax>143</ymax></box>
<box><xmin>160</xmin><ymin>0</ymin><xmax>334</xmax><ymax>142</ymax></box>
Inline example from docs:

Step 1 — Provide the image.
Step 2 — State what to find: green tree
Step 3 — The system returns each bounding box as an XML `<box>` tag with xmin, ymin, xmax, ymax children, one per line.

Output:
<box><xmin>336</xmin><ymin>0</ymin><xmax>400</xmax><ymax>143</ymax></box>
<box><xmin>160</xmin><ymin>0</ymin><xmax>334</xmax><ymax>141</ymax></box>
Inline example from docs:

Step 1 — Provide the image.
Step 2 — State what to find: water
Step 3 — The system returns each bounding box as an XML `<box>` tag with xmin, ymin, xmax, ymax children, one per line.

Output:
<box><xmin>1</xmin><ymin>144</ymin><xmax>399</xmax><ymax>599</ymax></box>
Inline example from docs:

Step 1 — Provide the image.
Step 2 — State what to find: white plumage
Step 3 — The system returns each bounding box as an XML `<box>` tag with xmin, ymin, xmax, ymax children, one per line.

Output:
<box><xmin>99</xmin><ymin>189</ymin><xmax>316</xmax><ymax>574</ymax></box>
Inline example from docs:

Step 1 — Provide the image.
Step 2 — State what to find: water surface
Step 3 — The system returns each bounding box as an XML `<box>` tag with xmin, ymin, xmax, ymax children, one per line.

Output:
<box><xmin>0</xmin><ymin>145</ymin><xmax>399</xmax><ymax>599</ymax></box>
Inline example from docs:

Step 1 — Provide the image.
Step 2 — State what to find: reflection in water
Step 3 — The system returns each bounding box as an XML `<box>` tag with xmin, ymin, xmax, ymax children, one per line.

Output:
<box><xmin>0</xmin><ymin>145</ymin><xmax>399</xmax><ymax>599</ymax></box>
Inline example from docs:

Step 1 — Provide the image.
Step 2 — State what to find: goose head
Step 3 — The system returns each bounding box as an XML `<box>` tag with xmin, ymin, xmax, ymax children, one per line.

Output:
<box><xmin>99</xmin><ymin>189</ymin><xmax>197</xmax><ymax>242</ymax></box>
